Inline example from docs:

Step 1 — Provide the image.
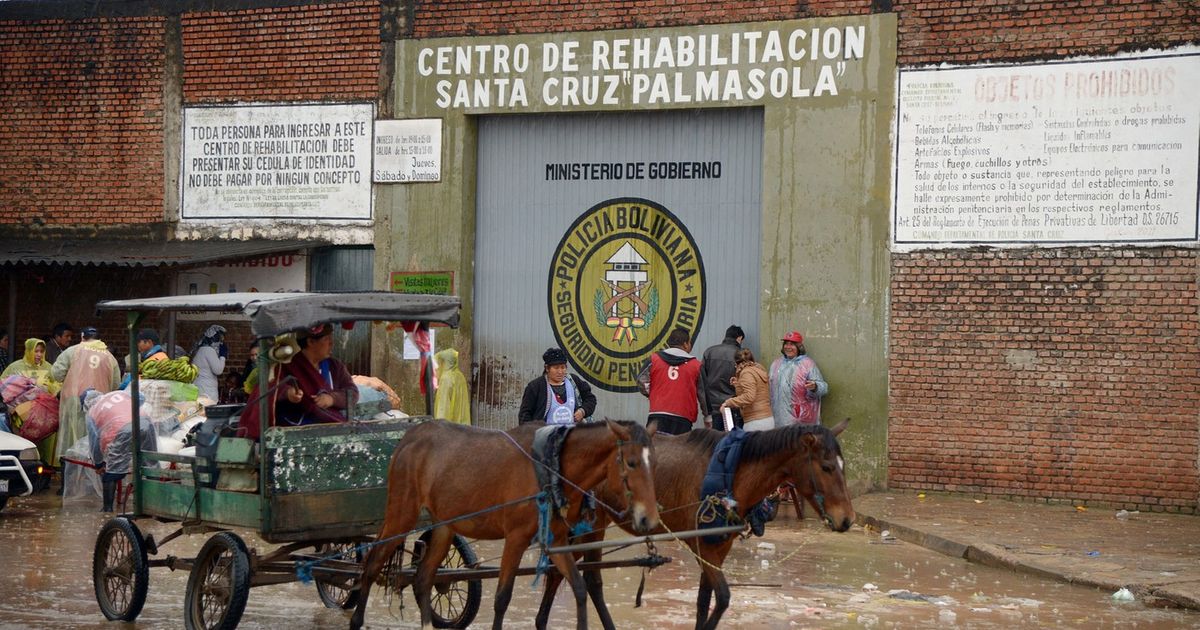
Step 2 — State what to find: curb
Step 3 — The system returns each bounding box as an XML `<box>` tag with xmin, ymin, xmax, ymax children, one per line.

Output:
<box><xmin>855</xmin><ymin>513</ymin><xmax>1199</xmax><ymax>612</ymax></box>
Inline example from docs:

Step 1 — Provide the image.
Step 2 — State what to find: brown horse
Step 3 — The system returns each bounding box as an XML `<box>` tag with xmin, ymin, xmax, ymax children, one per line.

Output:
<box><xmin>350</xmin><ymin>420</ymin><xmax>659</xmax><ymax>630</ymax></box>
<box><xmin>535</xmin><ymin>420</ymin><xmax>855</xmax><ymax>630</ymax></box>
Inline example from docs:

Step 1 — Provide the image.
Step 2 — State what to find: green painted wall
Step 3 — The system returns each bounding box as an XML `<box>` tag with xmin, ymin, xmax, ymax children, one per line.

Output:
<box><xmin>377</xmin><ymin>15</ymin><xmax>896</xmax><ymax>488</ymax></box>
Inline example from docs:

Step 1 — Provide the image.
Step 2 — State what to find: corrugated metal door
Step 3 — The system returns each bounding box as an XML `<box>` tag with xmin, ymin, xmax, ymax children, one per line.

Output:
<box><xmin>310</xmin><ymin>246</ymin><xmax>374</xmax><ymax>375</ymax></box>
<box><xmin>473</xmin><ymin>109</ymin><xmax>762</xmax><ymax>429</ymax></box>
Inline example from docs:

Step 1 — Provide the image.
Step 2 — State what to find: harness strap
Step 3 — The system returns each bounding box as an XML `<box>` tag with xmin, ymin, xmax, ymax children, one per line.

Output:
<box><xmin>698</xmin><ymin>428</ymin><xmax>748</xmax><ymax>543</ymax></box>
<box><xmin>531</xmin><ymin>424</ymin><xmax>573</xmax><ymax>513</ymax></box>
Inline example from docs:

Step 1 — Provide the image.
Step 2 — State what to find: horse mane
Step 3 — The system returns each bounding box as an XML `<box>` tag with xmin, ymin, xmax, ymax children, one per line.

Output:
<box><xmin>740</xmin><ymin>424</ymin><xmax>840</xmax><ymax>463</ymax></box>
<box><xmin>681</xmin><ymin>428</ymin><xmax>726</xmax><ymax>453</ymax></box>
<box><xmin>510</xmin><ymin>419</ymin><xmax>653</xmax><ymax>447</ymax></box>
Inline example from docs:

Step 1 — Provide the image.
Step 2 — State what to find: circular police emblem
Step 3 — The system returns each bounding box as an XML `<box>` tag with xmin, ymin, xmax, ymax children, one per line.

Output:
<box><xmin>548</xmin><ymin>197</ymin><xmax>706</xmax><ymax>393</ymax></box>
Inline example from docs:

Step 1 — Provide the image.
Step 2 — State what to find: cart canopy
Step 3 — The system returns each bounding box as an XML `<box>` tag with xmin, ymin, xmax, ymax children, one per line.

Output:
<box><xmin>96</xmin><ymin>292</ymin><xmax>460</xmax><ymax>337</ymax></box>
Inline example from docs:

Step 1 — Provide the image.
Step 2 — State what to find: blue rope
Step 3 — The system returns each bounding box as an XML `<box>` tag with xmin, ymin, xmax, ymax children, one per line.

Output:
<box><xmin>532</xmin><ymin>494</ymin><xmax>554</xmax><ymax>588</ymax></box>
<box><xmin>570</xmin><ymin>517</ymin><xmax>593</xmax><ymax>538</ymax></box>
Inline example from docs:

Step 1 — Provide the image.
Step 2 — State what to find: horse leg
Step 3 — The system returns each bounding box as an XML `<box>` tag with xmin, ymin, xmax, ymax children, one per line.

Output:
<box><xmin>693</xmin><ymin>569</ymin><xmax>713</xmax><ymax>630</ymax></box>
<box><xmin>414</xmin><ymin>526</ymin><xmax>454</xmax><ymax>629</ymax></box>
<box><xmin>582</xmin><ymin>546</ymin><xmax>617</xmax><ymax>630</ymax></box>
<box><xmin>548</xmin><ymin>551</ymin><xmax>589</xmax><ymax>629</ymax></box>
<box><xmin>492</xmin><ymin>534</ymin><xmax>530</xmax><ymax>630</ymax></box>
<box><xmin>535</xmin><ymin>569</ymin><xmax>565</xmax><ymax>630</ymax></box>
<box><xmin>350</xmin><ymin>527</ymin><xmax>412</xmax><ymax>630</ymax></box>
<box><xmin>698</xmin><ymin>551</ymin><xmax>731</xmax><ymax>630</ymax></box>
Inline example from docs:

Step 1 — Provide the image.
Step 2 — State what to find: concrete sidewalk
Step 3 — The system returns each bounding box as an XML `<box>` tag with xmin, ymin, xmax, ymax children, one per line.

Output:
<box><xmin>852</xmin><ymin>491</ymin><xmax>1200</xmax><ymax>610</ymax></box>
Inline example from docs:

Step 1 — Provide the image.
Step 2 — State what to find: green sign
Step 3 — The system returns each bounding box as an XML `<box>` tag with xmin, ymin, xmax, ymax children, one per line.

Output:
<box><xmin>391</xmin><ymin>271</ymin><xmax>455</xmax><ymax>295</ymax></box>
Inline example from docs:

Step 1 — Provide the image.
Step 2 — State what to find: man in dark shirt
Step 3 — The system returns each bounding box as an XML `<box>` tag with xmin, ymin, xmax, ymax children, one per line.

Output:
<box><xmin>518</xmin><ymin>347</ymin><xmax>597</xmax><ymax>424</ymax></box>
<box><xmin>45</xmin><ymin>322</ymin><xmax>74</xmax><ymax>364</ymax></box>
<box><xmin>699</xmin><ymin>325</ymin><xmax>744</xmax><ymax>430</ymax></box>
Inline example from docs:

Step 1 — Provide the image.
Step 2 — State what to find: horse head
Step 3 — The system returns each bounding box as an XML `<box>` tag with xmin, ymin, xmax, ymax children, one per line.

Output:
<box><xmin>785</xmin><ymin>418</ymin><xmax>856</xmax><ymax>532</ymax></box>
<box><xmin>604</xmin><ymin>420</ymin><xmax>660</xmax><ymax>534</ymax></box>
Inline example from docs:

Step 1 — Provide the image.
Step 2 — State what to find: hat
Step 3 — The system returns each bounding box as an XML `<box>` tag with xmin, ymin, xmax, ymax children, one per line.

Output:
<box><xmin>137</xmin><ymin>328</ymin><xmax>160</xmax><ymax>344</ymax></box>
<box><xmin>301</xmin><ymin>323</ymin><xmax>333</xmax><ymax>339</ymax></box>
<box><xmin>80</xmin><ymin>326</ymin><xmax>99</xmax><ymax>340</ymax></box>
<box><xmin>542</xmin><ymin>347</ymin><xmax>568</xmax><ymax>366</ymax></box>
<box><xmin>781</xmin><ymin>331</ymin><xmax>804</xmax><ymax>344</ymax></box>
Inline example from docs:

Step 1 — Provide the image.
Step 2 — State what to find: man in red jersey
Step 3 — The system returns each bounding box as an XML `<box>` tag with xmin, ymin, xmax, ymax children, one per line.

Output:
<box><xmin>636</xmin><ymin>328</ymin><xmax>703</xmax><ymax>435</ymax></box>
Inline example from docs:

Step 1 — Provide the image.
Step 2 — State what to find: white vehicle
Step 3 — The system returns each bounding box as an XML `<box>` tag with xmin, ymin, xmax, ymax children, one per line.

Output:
<box><xmin>0</xmin><ymin>430</ymin><xmax>50</xmax><ymax>513</ymax></box>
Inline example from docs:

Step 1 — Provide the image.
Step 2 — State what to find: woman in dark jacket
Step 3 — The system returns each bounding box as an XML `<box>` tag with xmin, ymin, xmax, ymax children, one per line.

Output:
<box><xmin>517</xmin><ymin>347</ymin><xmax>597</xmax><ymax>424</ymax></box>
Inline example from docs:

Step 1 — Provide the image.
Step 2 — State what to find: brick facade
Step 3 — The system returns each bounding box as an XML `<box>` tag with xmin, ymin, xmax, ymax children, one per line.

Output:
<box><xmin>0</xmin><ymin>0</ymin><xmax>380</xmax><ymax>230</ymax></box>
<box><xmin>181</xmin><ymin>1</ymin><xmax>380</xmax><ymax>103</ymax></box>
<box><xmin>0</xmin><ymin>17</ymin><xmax>166</xmax><ymax>227</ymax></box>
<box><xmin>890</xmin><ymin>249</ymin><xmax>1200</xmax><ymax>511</ymax></box>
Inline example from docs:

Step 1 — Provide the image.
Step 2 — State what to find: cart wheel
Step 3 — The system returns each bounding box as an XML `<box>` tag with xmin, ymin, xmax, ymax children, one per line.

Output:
<box><xmin>413</xmin><ymin>532</ymin><xmax>482</xmax><ymax>630</ymax></box>
<box><xmin>184</xmin><ymin>531</ymin><xmax>251</xmax><ymax>630</ymax></box>
<box><xmin>314</xmin><ymin>541</ymin><xmax>361</xmax><ymax>609</ymax></box>
<box><xmin>93</xmin><ymin>517</ymin><xmax>150</xmax><ymax>621</ymax></box>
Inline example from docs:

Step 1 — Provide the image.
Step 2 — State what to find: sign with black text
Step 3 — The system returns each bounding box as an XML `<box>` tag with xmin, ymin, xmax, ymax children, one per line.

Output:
<box><xmin>374</xmin><ymin>119</ymin><xmax>442</xmax><ymax>183</ymax></box>
<box><xmin>181</xmin><ymin>103</ymin><xmax>374</xmax><ymax>220</ymax></box>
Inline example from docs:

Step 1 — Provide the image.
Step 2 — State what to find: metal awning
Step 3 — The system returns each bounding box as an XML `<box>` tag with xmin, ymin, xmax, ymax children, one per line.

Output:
<box><xmin>96</xmin><ymin>292</ymin><xmax>461</xmax><ymax>336</ymax></box>
<box><xmin>0</xmin><ymin>238</ymin><xmax>327</xmax><ymax>267</ymax></box>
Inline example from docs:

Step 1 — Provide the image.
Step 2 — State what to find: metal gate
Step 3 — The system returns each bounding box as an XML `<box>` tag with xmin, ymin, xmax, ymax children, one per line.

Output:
<box><xmin>311</xmin><ymin>246</ymin><xmax>373</xmax><ymax>375</ymax></box>
<box><xmin>473</xmin><ymin>108</ymin><xmax>763</xmax><ymax>428</ymax></box>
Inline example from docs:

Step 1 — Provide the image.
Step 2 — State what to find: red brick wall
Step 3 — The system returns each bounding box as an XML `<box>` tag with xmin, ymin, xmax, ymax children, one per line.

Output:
<box><xmin>892</xmin><ymin>1</ymin><xmax>1199</xmax><ymax>66</ymax></box>
<box><xmin>0</xmin><ymin>17</ymin><xmax>166</xmax><ymax>227</ymax></box>
<box><xmin>181</xmin><ymin>1</ymin><xmax>380</xmax><ymax>103</ymax></box>
<box><xmin>0</xmin><ymin>1</ymin><xmax>380</xmax><ymax>230</ymax></box>
<box><xmin>889</xmin><ymin>249</ymin><xmax>1200</xmax><ymax>511</ymax></box>
<box><xmin>409</xmin><ymin>0</ymin><xmax>1197</xmax><ymax>61</ymax></box>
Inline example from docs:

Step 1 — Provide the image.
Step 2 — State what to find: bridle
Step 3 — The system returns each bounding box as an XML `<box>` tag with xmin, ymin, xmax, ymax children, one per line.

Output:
<box><xmin>801</xmin><ymin>444</ymin><xmax>836</xmax><ymax>528</ymax></box>
<box><xmin>608</xmin><ymin>437</ymin><xmax>639</xmax><ymax>522</ymax></box>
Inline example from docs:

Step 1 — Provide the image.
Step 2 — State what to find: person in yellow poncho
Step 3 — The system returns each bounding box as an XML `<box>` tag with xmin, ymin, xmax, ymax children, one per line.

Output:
<box><xmin>1</xmin><ymin>338</ymin><xmax>62</xmax><ymax>465</ymax></box>
<box><xmin>434</xmin><ymin>348</ymin><xmax>471</xmax><ymax>425</ymax></box>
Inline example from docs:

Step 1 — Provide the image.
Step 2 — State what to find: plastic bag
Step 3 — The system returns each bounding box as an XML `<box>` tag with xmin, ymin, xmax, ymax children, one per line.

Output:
<box><xmin>62</xmin><ymin>435</ymin><xmax>100</xmax><ymax>506</ymax></box>
<box><xmin>16</xmin><ymin>392</ymin><xmax>59</xmax><ymax>443</ymax></box>
<box><xmin>353</xmin><ymin>384</ymin><xmax>392</xmax><ymax>419</ymax></box>
<box><xmin>62</xmin><ymin>460</ymin><xmax>102</xmax><ymax>506</ymax></box>
<box><xmin>1</xmin><ymin>375</ymin><xmax>41</xmax><ymax>406</ymax></box>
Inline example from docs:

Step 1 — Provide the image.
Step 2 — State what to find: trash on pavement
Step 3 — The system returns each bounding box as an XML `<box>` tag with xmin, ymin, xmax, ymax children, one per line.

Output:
<box><xmin>1112</xmin><ymin>587</ymin><xmax>1136</xmax><ymax>602</ymax></box>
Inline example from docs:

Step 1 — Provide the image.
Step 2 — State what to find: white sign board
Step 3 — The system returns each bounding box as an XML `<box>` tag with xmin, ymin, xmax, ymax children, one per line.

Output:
<box><xmin>894</xmin><ymin>52</ymin><xmax>1200</xmax><ymax>248</ymax></box>
<box><xmin>181</xmin><ymin>103</ymin><xmax>374</xmax><ymax>220</ymax></box>
<box><xmin>374</xmin><ymin>119</ymin><xmax>442</xmax><ymax>183</ymax></box>
<box><xmin>174</xmin><ymin>253</ymin><xmax>307</xmax><ymax>321</ymax></box>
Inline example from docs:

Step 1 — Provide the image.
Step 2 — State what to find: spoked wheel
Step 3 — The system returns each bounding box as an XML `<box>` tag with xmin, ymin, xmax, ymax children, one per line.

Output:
<box><xmin>184</xmin><ymin>531</ymin><xmax>251</xmax><ymax>630</ymax></box>
<box><xmin>413</xmin><ymin>531</ymin><xmax>482</xmax><ymax>629</ymax></box>
<box><xmin>93</xmin><ymin>517</ymin><xmax>150</xmax><ymax>621</ymax></box>
<box><xmin>314</xmin><ymin>541</ymin><xmax>361</xmax><ymax>609</ymax></box>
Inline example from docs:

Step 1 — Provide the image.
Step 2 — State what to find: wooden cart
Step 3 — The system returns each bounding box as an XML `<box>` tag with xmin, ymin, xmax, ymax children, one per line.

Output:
<box><xmin>89</xmin><ymin>292</ymin><xmax>481</xmax><ymax>629</ymax></box>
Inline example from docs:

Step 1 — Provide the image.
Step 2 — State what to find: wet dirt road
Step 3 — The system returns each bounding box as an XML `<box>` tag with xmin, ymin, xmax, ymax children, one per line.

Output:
<box><xmin>1</xmin><ymin>492</ymin><xmax>1197</xmax><ymax>629</ymax></box>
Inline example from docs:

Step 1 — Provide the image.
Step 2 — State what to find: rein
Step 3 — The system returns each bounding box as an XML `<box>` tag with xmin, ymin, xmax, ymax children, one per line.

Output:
<box><xmin>802</xmin><ymin>445</ymin><xmax>833</xmax><ymax>527</ymax></box>
<box><xmin>497</xmin><ymin>429</ymin><xmax>631</xmax><ymax>523</ymax></box>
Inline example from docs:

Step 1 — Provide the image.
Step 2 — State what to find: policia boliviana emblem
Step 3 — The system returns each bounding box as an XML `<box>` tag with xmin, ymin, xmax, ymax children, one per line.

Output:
<box><xmin>548</xmin><ymin>197</ymin><xmax>706</xmax><ymax>393</ymax></box>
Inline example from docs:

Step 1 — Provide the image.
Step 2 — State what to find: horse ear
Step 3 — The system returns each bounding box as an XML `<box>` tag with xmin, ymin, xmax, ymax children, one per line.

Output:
<box><xmin>605</xmin><ymin>419</ymin><xmax>631</xmax><ymax>441</ymax></box>
<box><xmin>830</xmin><ymin>417</ymin><xmax>850</xmax><ymax>436</ymax></box>
<box><xmin>645</xmin><ymin>418</ymin><xmax>658</xmax><ymax>437</ymax></box>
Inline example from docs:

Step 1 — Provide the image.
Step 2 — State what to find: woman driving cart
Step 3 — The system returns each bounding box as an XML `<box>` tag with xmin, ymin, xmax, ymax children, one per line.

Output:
<box><xmin>239</xmin><ymin>322</ymin><xmax>356</xmax><ymax>440</ymax></box>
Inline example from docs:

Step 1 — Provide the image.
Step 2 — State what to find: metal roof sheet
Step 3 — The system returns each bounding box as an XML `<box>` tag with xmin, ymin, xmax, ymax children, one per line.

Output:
<box><xmin>0</xmin><ymin>239</ymin><xmax>327</xmax><ymax>267</ymax></box>
<box><xmin>96</xmin><ymin>292</ymin><xmax>461</xmax><ymax>336</ymax></box>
